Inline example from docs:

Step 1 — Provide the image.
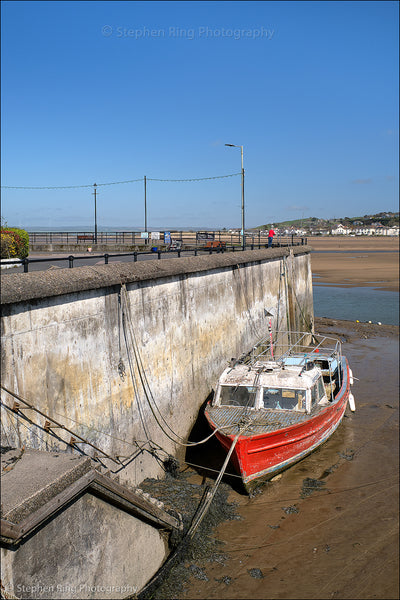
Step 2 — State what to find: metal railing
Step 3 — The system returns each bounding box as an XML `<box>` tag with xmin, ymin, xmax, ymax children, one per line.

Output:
<box><xmin>2</xmin><ymin>236</ymin><xmax>308</xmax><ymax>273</ymax></box>
<box><xmin>26</xmin><ymin>230</ymin><xmax>308</xmax><ymax>247</ymax></box>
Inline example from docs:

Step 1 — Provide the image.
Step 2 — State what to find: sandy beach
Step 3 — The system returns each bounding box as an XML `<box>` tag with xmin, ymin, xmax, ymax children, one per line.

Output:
<box><xmin>308</xmin><ymin>236</ymin><xmax>399</xmax><ymax>292</ymax></box>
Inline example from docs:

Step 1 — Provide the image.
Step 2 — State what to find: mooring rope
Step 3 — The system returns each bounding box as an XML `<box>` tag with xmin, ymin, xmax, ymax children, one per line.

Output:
<box><xmin>120</xmin><ymin>284</ymin><xmax>237</xmax><ymax>448</ymax></box>
<box><xmin>136</xmin><ymin>426</ymin><xmax>247</xmax><ymax>599</ymax></box>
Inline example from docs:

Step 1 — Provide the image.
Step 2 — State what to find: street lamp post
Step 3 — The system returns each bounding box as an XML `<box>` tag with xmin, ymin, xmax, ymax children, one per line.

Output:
<box><xmin>144</xmin><ymin>175</ymin><xmax>148</xmax><ymax>243</ymax></box>
<box><xmin>225</xmin><ymin>143</ymin><xmax>245</xmax><ymax>250</ymax></box>
<box><xmin>93</xmin><ymin>183</ymin><xmax>98</xmax><ymax>244</ymax></box>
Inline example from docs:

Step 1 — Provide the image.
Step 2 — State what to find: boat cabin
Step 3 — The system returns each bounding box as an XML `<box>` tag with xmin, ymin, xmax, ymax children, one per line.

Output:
<box><xmin>281</xmin><ymin>354</ymin><xmax>338</xmax><ymax>380</ymax></box>
<box><xmin>213</xmin><ymin>361</ymin><xmax>330</xmax><ymax>415</ymax></box>
<box><xmin>205</xmin><ymin>331</ymin><xmax>352</xmax><ymax>490</ymax></box>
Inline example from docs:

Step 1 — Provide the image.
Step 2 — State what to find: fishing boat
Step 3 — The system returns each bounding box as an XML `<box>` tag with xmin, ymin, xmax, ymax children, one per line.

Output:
<box><xmin>204</xmin><ymin>331</ymin><xmax>355</xmax><ymax>492</ymax></box>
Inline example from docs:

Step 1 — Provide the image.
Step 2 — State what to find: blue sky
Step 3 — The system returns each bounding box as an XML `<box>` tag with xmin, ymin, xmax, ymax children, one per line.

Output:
<box><xmin>1</xmin><ymin>0</ymin><xmax>398</xmax><ymax>230</ymax></box>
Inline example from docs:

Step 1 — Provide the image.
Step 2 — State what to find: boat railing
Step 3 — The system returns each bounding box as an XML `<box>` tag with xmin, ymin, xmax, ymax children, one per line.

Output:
<box><xmin>248</xmin><ymin>331</ymin><xmax>342</xmax><ymax>368</ymax></box>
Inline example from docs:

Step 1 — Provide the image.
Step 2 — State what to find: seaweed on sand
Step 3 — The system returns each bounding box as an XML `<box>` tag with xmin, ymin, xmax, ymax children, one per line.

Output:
<box><xmin>136</xmin><ymin>471</ymin><xmax>239</xmax><ymax>599</ymax></box>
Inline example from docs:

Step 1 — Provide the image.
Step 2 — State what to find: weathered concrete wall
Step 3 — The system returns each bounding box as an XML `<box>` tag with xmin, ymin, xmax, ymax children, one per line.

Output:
<box><xmin>1</xmin><ymin>248</ymin><xmax>313</xmax><ymax>486</ymax></box>
<box><xmin>1</xmin><ymin>493</ymin><xmax>166</xmax><ymax>599</ymax></box>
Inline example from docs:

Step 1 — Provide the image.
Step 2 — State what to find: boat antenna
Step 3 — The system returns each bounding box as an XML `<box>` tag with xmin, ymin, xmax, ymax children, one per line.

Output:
<box><xmin>264</xmin><ymin>307</ymin><xmax>275</xmax><ymax>360</ymax></box>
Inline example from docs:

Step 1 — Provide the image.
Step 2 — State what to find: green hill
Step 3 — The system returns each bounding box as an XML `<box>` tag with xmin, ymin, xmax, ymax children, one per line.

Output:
<box><xmin>255</xmin><ymin>212</ymin><xmax>399</xmax><ymax>230</ymax></box>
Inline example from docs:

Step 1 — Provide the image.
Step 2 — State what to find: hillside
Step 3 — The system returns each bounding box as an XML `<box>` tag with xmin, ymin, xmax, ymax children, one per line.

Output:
<box><xmin>256</xmin><ymin>211</ymin><xmax>399</xmax><ymax>230</ymax></box>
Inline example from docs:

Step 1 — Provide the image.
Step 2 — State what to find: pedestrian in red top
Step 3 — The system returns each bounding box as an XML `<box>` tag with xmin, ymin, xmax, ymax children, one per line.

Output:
<box><xmin>268</xmin><ymin>227</ymin><xmax>275</xmax><ymax>248</ymax></box>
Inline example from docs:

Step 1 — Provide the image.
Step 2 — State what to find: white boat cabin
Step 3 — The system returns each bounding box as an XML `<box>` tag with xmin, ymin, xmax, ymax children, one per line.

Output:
<box><xmin>213</xmin><ymin>361</ymin><xmax>331</xmax><ymax>415</ymax></box>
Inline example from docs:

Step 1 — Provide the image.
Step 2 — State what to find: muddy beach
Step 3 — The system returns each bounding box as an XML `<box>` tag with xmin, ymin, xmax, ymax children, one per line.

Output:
<box><xmin>146</xmin><ymin>318</ymin><xmax>398</xmax><ymax>600</ymax></box>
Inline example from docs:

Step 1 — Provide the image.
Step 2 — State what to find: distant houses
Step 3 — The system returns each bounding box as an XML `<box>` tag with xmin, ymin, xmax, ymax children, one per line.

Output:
<box><xmin>331</xmin><ymin>224</ymin><xmax>350</xmax><ymax>235</ymax></box>
<box><xmin>330</xmin><ymin>222</ymin><xmax>399</xmax><ymax>236</ymax></box>
<box><xmin>249</xmin><ymin>223</ymin><xmax>399</xmax><ymax>237</ymax></box>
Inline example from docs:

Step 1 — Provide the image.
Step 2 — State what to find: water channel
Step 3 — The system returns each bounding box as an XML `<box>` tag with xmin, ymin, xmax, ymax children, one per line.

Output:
<box><xmin>313</xmin><ymin>283</ymin><xmax>399</xmax><ymax>326</ymax></box>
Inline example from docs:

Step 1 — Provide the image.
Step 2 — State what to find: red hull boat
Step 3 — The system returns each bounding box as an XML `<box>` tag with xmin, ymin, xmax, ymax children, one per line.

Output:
<box><xmin>205</xmin><ymin>332</ymin><xmax>355</xmax><ymax>492</ymax></box>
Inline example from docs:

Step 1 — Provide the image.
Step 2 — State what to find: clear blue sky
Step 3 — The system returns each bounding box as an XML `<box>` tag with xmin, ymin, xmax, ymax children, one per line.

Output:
<box><xmin>1</xmin><ymin>0</ymin><xmax>398</xmax><ymax>230</ymax></box>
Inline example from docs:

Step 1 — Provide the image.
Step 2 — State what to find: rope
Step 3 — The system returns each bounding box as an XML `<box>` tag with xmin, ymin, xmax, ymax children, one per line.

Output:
<box><xmin>283</xmin><ymin>256</ymin><xmax>292</xmax><ymax>345</ymax></box>
<box><xmin>121</xmin><ymin>308</ymin><xmax>153</xmax><ymax>444</ymax></box>
<box><xmin>120</xmin><ymin>284</ymin><xmax>233</xmax><ymax>448</ymax></box>
<box><xmin>0</xmin><ymin>581</ymin><xmax>21</xmax><ymax>600</ymax></box>
<box><xmin>186</xmin><ymin>427</ymin><xmax>247</xmax><ymax>537</ymax></box>
<box><xmin>0</xmin><ymin>387</ymin><xmax>122</xmax><ymax>464</ymax></box>
<box><xmin>1</xmin><ymin>393</ymin><xmax>173</xmax><ymax>477</ymax></box>
<box><xmin>183</xmin><ymin>460</ymin><xmax>243</xmax><ymax>479</ymax></box>
<box><xmin>0</xmin><ymin>384</ymin><xmax>170</xmax><ymax>459</ymax></box>
<box><xmin>0</xmin><ymin>413</ymin><xmax>12</xmax><ymax>447</ymax></box>
<box><xmin>1</xmin><ymin>404</ymin><xmax>20</xmax><ymax>445</ymax></box>
<box><xmin>137</xmin><ymin>426</ymin><xmax>247</xmax><ymax>599</ymax></box>
<box><xmin>235</xmin><ymin>264</ymin><xmax>260</xmax><ymax>339</ymax></box>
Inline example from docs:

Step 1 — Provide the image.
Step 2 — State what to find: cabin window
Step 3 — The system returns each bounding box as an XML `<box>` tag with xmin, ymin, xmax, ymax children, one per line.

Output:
<box><xmin>311</xmin><ymin>378</ymin><xmax>326</xmax><ymax>407</ymax></box>
<box><xmin>314</xmin><ymin>359</ymin><xmax>329</xmax><ymax>371</ymax></box>
<box><xmin>311</xmin><ymin>384</ymin><xmax>318</xmax><ymax>406</ymax></box>
<box><xmin>263</xmin><ymin>388</ymin><xmax>306</xmax><ymax>411</ymax></box>
<box><xmin>219</xmin><ymin>386</ymin><xmax>257</xmax><ymax>407</ymax></box>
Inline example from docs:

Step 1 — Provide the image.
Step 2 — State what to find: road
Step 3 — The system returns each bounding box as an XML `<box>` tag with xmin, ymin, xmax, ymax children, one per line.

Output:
<box><xmin>1</xmin><ymin>250</ymin><xmax>203</xmax><ymax>273</ymax></box>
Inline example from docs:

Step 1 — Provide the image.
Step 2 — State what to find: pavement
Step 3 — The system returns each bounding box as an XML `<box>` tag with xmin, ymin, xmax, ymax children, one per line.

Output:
<box><xmin>0</xmin><ymin>250</ymin><xmax>195</xmax><ymax>273</ymax></box>
<box><xmin>1</xmin><ymin>448</ymin><xmax>92</xmax><ymax>524</ymax></box>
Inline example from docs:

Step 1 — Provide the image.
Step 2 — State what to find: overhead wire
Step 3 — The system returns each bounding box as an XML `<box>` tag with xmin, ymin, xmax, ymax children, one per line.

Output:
<box><xmin>1</xmin><ymin>173</ymin><xmax>241</xmax><ymax>190</ymax></box>
<box><xmin>147</xmin><ymin>173</ymin><xmax>241</xmax><ymax>182</ymax></box>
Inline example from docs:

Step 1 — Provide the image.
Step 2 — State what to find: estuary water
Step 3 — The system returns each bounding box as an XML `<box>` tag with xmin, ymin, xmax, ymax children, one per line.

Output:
<box><xmin>313</xmin><ymin>283</ymin><xmax>399</xmax><ymax>326</ymax></box>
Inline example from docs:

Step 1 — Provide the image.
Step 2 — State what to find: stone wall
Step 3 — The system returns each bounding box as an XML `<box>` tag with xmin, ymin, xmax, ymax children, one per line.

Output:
<box><xmin>1</xmin><ymin>493</ymin><xmax>167</xmax><ymax>599</ymax></box>
<box><xmin>1</xmin><ymin>248</ymin><xmax>313</xmax><ymax>487</ymax></box>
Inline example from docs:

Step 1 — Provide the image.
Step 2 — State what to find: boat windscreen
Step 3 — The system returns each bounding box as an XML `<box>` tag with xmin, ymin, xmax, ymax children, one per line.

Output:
<box><xmin>219</xmin><ymin>386</ymin><xmax>257</xmax><ymax>407</ymax></box>
<box><xmin>313</xmin><ymin>359</ymin><xmax>330</xmax><ymax>370</ymax></box>
<box><xmin>263</xmin><ymin>388</ymin><xmax>305</xmax><ymax>411</ymax></box>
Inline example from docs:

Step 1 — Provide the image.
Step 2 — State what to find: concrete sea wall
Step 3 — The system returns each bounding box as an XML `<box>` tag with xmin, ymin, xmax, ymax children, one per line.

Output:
<box><xmin>1</xmin><ymin>248</ymin><xmax>313</xmax><ymax>485</ymax></box>
<box><xmin>1</xmin><ymin>247</ymin><xmax>313</xmax><ymax>598</ymax></box>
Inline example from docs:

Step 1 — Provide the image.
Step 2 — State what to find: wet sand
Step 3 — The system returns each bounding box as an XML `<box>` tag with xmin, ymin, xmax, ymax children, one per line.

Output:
<box><xmin>309</xmin><ymin>236</ymin><xmax>399</xmax><ymax>292</ymax></box>
<box><xmin>179</xmin><ymin>318</ymin><xmax>399</xmax><ymax>600</ymax></box>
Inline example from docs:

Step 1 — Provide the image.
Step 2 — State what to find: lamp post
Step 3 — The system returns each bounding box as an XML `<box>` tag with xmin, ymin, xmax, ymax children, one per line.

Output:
<box><xmin>93</xmin><ymin>183</ymin><xmax>98</xmax><ymax>244</ymax></box>
<box><xmin>225</xmin><ymin>143</ymin><xmax>245</xmax><ymax>250</ymax></box>
<box><xmin>144</xmin><ymin>175</ymin><xmax>148</xmax><ymax>243</ymax></box>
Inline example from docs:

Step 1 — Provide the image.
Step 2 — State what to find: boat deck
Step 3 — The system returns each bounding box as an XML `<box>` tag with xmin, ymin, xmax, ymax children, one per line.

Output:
<box><xmin>206</xmin><ymin>406</ymin><xmax>310</xmax><ymax>437</ymax></box>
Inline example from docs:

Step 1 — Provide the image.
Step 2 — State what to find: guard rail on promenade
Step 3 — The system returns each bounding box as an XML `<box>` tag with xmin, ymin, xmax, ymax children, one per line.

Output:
<box><xmin>2</xmin><ymin>235</ymin><xmax>307</xmax><ymax>273</ymax></box>
<box><xmin>26</xmin><ymin>230</ymin><xmax>304</xmax><ymax>247</ymax></box>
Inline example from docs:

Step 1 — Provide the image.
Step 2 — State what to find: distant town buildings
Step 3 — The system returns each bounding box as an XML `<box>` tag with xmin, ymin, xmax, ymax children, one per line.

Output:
<box><xmin>330</xmin><ymin>223</ymin><xmax>399</xmax><ymax>236</ymax></box>
<box><xmin>252</xmin><ymin>216</ymin><xmax>399</xmax><ymax>237</ymax></box>
<box><xmin>254</xmin><ymin>224</ymin><xmax>398</xmax><ymax>237</ymax></box>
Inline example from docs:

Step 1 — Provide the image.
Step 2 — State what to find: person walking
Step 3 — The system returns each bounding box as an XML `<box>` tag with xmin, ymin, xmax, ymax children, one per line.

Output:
<box><xmin>268</xmin><ymin>227</ymin><xmax>275</xmax><ymax>248</ymax></box>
